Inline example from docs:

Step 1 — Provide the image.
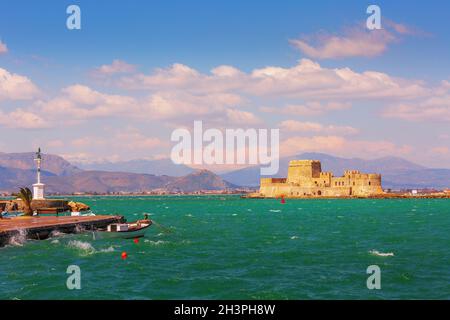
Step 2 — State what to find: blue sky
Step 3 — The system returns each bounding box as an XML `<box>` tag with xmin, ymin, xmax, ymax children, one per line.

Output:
<box><xmin>0</xmin><ymin>0</ymin><xmax>449</xmax><ymax>169</ymax></box>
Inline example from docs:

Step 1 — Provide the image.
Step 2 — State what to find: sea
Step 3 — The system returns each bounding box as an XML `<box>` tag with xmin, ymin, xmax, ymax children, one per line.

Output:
<box><xmin>0</xmin><ymin>195</ymin><xmax>449</xmax><ymax>299</ymax></box>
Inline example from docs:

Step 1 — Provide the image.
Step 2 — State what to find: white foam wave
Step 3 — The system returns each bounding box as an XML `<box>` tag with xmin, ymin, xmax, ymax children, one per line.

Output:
<box><xmin>68</xmin><ymin>240</ymin><xmax>96</xmax><ymax>255</ymax></box>
<box><xmin>8</xmin><ymin>229</ymin><xmax>27</xmax><ymax>246</ymax></box>
<box><xmin>370</xmin><ymin>250</ymin><xmax>394</xmax><ymax>257</ymax></box>
<box><xmin>144</xmin><ymin>240</ymin><xmax>167</xmax><ymax>246</ymax></box>
<box><xmin>98</xmin><ymin>246</ymin><xmax>115</xmax><ymax>253</ymax></box>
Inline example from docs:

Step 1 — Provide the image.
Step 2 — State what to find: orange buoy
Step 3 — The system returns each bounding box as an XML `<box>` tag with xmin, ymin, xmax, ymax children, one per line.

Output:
<box><xmin>121</xmin><ymin>251</ymin><xmax>128</xmax><ymax>260</ymax></box>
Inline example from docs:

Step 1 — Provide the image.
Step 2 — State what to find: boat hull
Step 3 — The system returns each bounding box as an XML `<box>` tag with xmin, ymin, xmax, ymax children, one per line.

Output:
<box><xmin>94</xmin><ymin>223</ymin><xmax>151</xmax><ymax>239</ymax></box>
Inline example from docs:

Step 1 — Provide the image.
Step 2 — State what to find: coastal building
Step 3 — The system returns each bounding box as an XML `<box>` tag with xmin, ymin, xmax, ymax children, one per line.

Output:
<box><xmin>255</xmin><ymin>160</ymin><xmax>383</xmax><ymax>198</ymax></box>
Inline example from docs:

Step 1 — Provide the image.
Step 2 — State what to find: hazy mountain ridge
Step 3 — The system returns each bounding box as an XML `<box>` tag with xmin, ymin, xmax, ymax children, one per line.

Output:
<box><xmin>0</xmin><ymin>152</ymin><xmax>235</xmax><ymax>193</ymax></box>
<box><xmin>75</xmin><ymin>158</ymin><xmax>194</xmax><ymax>177</ymax></box>
<box><xmin>220</xmin><ymin>152</ymin><xmax>449</xmax><ymax>189</ymax></box>
<box><xmin>0</xmin><ymin>151</ymin><xmax>448</xmax><ymax>192</ymax></box>
<box><xmin>0</xmin><ymin>152</ymin><xmax>81</xmax><ymax>176</ymax></box>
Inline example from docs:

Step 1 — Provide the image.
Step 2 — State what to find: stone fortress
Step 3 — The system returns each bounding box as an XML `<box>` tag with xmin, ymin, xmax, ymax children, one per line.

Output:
<box><xmin>256</xmin><ymin>160</ymin><xmax>384</xmax><ymax>198</ymax></box>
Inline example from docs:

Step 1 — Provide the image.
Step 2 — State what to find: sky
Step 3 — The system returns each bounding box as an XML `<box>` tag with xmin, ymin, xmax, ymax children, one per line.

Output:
<box><xmin>0</xmin><ymin>0</ymin><xmax>449</xmax><ymax>170</ymax></box>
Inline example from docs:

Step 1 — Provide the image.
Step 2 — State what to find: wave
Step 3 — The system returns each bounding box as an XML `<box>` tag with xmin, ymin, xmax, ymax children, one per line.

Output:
<box><xmin>369</xmin><ymin>250</ymin><xmax>395</xmax><ymax>257</ymax></box>
<box><xmin>144</xmin><ymin>240</ymin><xmax>167</xmax><ymax>246</ymax></box>
<box><xmin>98</xmin><ymin>246</ymin><xmax>115</xmax><ymax>253</ymax></box>
<box><xmin>67</xmin><ymin>240</ymin><xmax>96</xmax><ymax>255</ymax></box>
<box><xmin>67</xmin><ymin>240</ymin><xmax>116</xmax><ymax>255</ymax></box>
<box><xmin>49</xmin><ymin>230</ymin><xmax>66</xmax><ymax>237</ymax></box>
<box><xmin>8</xmin><ymin>229</ymin><xmax>27</xmax><ymax>246</ymax></box>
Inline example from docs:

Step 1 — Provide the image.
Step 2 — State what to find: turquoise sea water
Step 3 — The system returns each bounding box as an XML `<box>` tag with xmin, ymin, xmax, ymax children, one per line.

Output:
<box><xmin>0</xmin><ymin>195</ymin><xmax>449</xmax><ymax>300</ymax></box>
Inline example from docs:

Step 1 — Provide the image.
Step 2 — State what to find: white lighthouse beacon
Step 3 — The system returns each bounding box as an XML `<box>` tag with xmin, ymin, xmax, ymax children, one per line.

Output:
<box><xmin>32</xmin><ymin>147</ymin><xmax>45</xmax><ymax>200</ymax></box>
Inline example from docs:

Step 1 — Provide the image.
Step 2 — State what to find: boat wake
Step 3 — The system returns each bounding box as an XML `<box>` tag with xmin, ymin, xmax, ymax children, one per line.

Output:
<box><xmin>369</xmin><ymin>250</ymin><xmax>395</xmax><ymax>257</ymax></box>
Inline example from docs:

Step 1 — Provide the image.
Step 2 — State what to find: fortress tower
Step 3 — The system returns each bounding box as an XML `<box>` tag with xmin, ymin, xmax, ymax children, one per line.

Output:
<box><xmin>286</xmin><ymin>160</ymin><xmax>321</xmax><ymax>185</ymax></box>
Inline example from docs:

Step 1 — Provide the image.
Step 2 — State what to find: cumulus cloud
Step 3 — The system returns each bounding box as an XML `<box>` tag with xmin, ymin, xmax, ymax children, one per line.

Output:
<box><xmin>117</xmin><ymin>59</ymin><xmax>428</xmax><ymax>101</ymax></box>
<box><xmin>280</xmin><ymin>120</ymin><xmax>358</xmax><ymax>135</ymax></box>
<box><xmin>0</xmin><ymin>68</ymin><xmax>39</xmax><ymax>100</ymax></box>
<box><xmin>289</xmin><ymin>20</ymin><xmax>425</xmax><ymax>59</ymax></box>
<box><xmin>261</xmin><ymin>101</ymin><xmax>351</xmax><ymax>116</ymax></box>
<box><xmin>383</xmin><ymin>82</ymin><xmax>450</xmax><ymax>122</ymax></box>
<box><xmin>93</xmin><ymin>59</ymin><xmax>136</xmax><ymax>76</ymax></box>
<box><xmin>0</xmin><ymin>40</ymin><xmax>7</xmax><ymax>54</ymax></box>
<box><xmin>290</xmin><ymin>28</ymin><xmax>396</xmax><ymax>59</ymax></box>
<box><xmin>280</xmin><ymin>135</ymin><xmax>413</xmax><ymax>159</ymax></box>
<box><xmin>0</xmin><ymin>109</ymin><xmax>49</xmax><ymax>129</ymax></box>
<box><xmin>226</xmin><ymin>109</ymin><xmax>261</xmax><ymax>125</ymax></box>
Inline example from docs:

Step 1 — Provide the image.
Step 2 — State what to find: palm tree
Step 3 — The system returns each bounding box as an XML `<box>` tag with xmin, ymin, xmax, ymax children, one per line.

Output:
<box><xmin>12</xmin><ymin>187</ymin><xmax>33</xmax><ymax>216</ymax></box>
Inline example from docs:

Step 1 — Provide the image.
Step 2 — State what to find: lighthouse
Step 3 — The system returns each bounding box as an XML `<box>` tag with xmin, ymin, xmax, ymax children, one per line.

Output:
<box><xmin>32</xmin><ymin>147</ymin><xmax>45</xmax><ymax>200</ymax></box>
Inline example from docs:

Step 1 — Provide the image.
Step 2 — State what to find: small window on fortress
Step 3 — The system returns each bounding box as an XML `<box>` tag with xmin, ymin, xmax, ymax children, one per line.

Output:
<box><xmin>353</xmin><ymin>182</ymin><xmax>355</xmax><ymax>186</ymax></box>
<box><xmin>369</xmin><ymin>181</ymin><xmax>371</xmax><ymax>186</ymax></box>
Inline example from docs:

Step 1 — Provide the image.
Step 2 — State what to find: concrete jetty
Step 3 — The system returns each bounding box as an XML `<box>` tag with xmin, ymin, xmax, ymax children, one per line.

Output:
<box><xmin>0</xmin><ymin>215</ymin><xmax>124</xmax><ymax>246</ymax></box>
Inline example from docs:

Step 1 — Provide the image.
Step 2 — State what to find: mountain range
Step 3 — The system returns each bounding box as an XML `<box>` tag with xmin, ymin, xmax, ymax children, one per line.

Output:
<box><xmin>0</xmin><ymin>151</ymin><xmax>448</xmax><ymax>193</ymax></box>
<box><xmin>220</xmin><ymin>152</ymin><xmax>450</xmax><ymax>189</ymax></box>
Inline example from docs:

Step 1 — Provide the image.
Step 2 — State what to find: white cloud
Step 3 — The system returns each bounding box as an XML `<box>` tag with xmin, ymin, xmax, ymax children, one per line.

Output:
<box><xmin>383</xmin><ymin>82</ymin><xmax>450</xmax><ymax>122</ymax></box>
<box><xmin>117</xmin><ymin>59</ymin><xmax>428</xmax><ymax>101</ymax></box>
<box><xmin>289</xmin><ymin>20</ymin><xmax>426</xmax><ymax>60</ymax></box>
<box><xmin>0</xmin><ymin>109</ymin><xmax>49</xmax><ymax>129</ymax></box>
<box><xmin>290</xmin><ymin>28</ymin><xmax>396</xmax><ymax>59</ymax></box>
<box><xmin>226</xmin><ymin>108</ymin><xmax>261</xmax><ymax>125</ymax></box>
<box><xmin>261</xmin><ymin>101</ymin><xmax>351</xmax><ymax>116</ymax></box>
<box><xmin>93</xmin><ymin>59</ymin><xmax>136</xmax><ymax>76</ymax></box>
<box><xmin>0</xmin><ymin>40</ymin><xmax>7</xmax><ymax>54</ymax></box>
<box><xmin>280</xmin><ymin>135</ymin><xmax>413</xmax><ymax>159</ymax></box>
<box><xmin>0</xmin><ymin>68</ymin><xmax>39</xmax><ymax>101</ymax></box>
<box><xmin>280</xmin><ymin>120</ymin><xmax>358</xmax><ymax>135</ymax></box>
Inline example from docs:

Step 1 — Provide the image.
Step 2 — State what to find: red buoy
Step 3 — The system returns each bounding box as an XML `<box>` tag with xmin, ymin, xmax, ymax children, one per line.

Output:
<box><xmin>121</xmin><ymin>251</ymin><xmax>128</xmax><ymax>260</ymax></box>
<box><xmin>133</xmin><ymin>238</ymin><xmax>139</xmax><ymax>244</ymax></box>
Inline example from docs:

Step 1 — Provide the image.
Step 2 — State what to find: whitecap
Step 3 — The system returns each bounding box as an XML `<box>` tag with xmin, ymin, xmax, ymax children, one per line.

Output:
<box><xmin>50</xmin><ymin>230</ymin><xmax>65</xmax><ymax>237</ymax></box>
<box><xmin>369</xmin><ymin>250</ymin><xmax>394</xmax><ymax>257</ymax></box>
<box><xmin>269</xmin><ymin>209</ymin><xmax>281</xmax><ymax>212</ymax></box>
<box><xmin>98</xmin><ymin>246</ymin><xmax>115</xmax><ymax>253</ymax></box>
<box><xmin>8</xmin><ymin>229</ymin><xmax>27</xmax><ymax>246</ymax></box>
<box><xmin>68</xmin><ymin>240</ymin><xmax>96</xmax><ymax>255</ymax></box>
<box><xmin>144</xmin><ymin>240</ymin><xmax>167</xmax><ymax>246</ymax></box>
<box><xmin>290</xmin><ymin>236</ymin><xmax>299</xmax><ymax>240</ymax></box>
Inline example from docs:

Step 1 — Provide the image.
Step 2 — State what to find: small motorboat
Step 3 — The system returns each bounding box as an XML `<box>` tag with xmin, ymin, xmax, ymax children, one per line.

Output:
<box><xmin>95</xmin><ymin>219</ymin><xmax>152</xmax><ymax>239</ymax></box>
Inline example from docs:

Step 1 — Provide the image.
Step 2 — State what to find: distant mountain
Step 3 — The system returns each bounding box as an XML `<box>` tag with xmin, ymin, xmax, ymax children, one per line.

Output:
<box><xmin>44</xmin><ymin>171</ymin><xmax>174</xmax><ymax>194</ymax></box>
<box><xmin>0</xmin><ymin>166</ymin><xmax>56</xmax><ymax>193</ymax></box>
<box><xmin>220</xmin><ymin>152</ymin><xmax>449</xmax><ymax>189</ymax></box>
<box><xmin>165</xmin><ymin>170</ymin><xmax>237</xmax><ymax>192</ymax></box>
<box><xmin>0</xmin><ymin>152</ymin><xmax>81</xmax><ymax>176</ymax></box>
<box><xmin>0</xmin><ymin>162</ymin><xmax>235</xmax><ymax>194</ymax></box>
<box><xmin>75</xmin><ymin>158</ymin><xmax>194</xmax><ymax>177</ymax></box>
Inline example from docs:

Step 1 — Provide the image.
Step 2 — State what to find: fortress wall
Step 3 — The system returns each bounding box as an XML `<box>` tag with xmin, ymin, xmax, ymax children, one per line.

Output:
<box><xmin>258</xmin><ymin>160</ymin><xmax>384</xmax><ymax>198</ymax></box>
